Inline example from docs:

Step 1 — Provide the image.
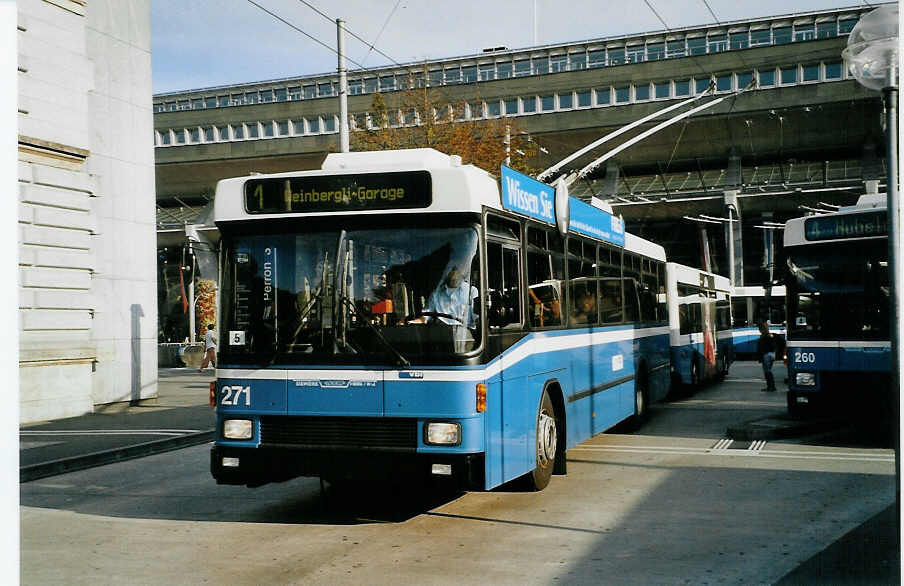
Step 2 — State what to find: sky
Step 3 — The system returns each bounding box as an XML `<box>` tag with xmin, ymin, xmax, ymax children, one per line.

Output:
<box><xmin>150</xmin><ymin>0</ymin><xmax>878</xmax><ymax>94</ymax></box>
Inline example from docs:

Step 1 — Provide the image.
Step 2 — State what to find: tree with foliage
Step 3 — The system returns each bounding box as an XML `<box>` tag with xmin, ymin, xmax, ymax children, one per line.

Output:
<box><xmin>350</xmin><ymin>70</ymin><xmax>539</xmax><ymax>175</ymax></box>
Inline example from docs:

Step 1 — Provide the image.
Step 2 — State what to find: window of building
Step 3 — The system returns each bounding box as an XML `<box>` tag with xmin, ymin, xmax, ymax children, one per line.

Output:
<box><xmin>497</xmin><ymin>61</ymin><xmax>513</xmax><ymax>79</ymax></box>
<box><xmin>577</xmin><ymin>89</ymin><xmax>592</xmax><ymax>107</ymax></box>
<box><xmin>687</xmin><ymin>37</ymin><xmax>706</xmax><ymax>55</ymax></box>
<box><xmin>729</xmin><ymin>31</ymin><xmax>748</xmax><ymax>49</ymax></box>
<box><xmin>695</xmin><ymin>77</ymin><xmax>711</xmax><ymax>94</ymax></box>
<box><xmin>288</xmin><ymin>86</ymin><xmax>301</xmax><ymax>100</ymax></box>
<box><xmin>396</xmin><ymin>73</ymin><xmax>410</xmax><ymax>90</ymax></box>
<box><xmin>204</xmin><ymin>97</ymin><xmax>217</xmax><ymax>108</ymax></box>
<box><xmin>160</xmin><ymin>130</ymin><xmax>171</xmax><ymax>145</ymax></box>
<box><xmin>533</xmin><ymin>56</ymin><xmax>549</xmax><ymax>74</ymax></box>
<box><xmin>824</xmin><ymin>61</ymin><xmax>843</xmax><ymax>79</ymax></box>
<box><xmin>504</xmin><ymin>98</ymin><xmax>519</xmax><ymax>115</ymax></box>
<box><xmin>319</xmin><ymin>82</ymin><xmax>334</xmax><ymax>97</ymax></box>
<box><xmin>231</xmin><ymin>94</ymin><xmax>244</xmax><ymax>106</ymax></box>
<box><xmin>615</xmin><ymin>86</ymin><xmax>630</xmax><ymax>103</ymax></box>
<box><xmin>260</xmin><ymin>89</ymin><xmax>274</xmax><ymax>103</ymax></box>
<box><xmin>293</xmin><ymin>119</ymin><xmax>305</xmax><ymax>134</ymax></box>
<box><xmin>773</xmin><ymin>26</ymin><xmax>792</xmax><ymax>44</ymax></box>
<box><xmin>424</xmin><ymin>69</ymin><xmax>440</xmax><ymax>86</ymax></box>
<box><xmin>178</xmin><ymin>100</ymin><xmax>190</xmax><ymax>110</ymax></box>
<box><xmin>838</xmin><ymin>17</ymin><xmax>858</xmax><ymax>34</ymax></box>
<box><xmin>278</xmin><ymin>121</ymin><xmax>289</xmax><ymax>135</ymax></box>
<box><xmin>514</xmin><ymin>59</ymin><xmax>531</xmax><ymax>77</ymax></box>
<box><xmin>262</xmin><ymin>122</ymin><xmax>274</xmax><ymax>137</ymax></box>
<box><xmin>479</xmin><ymin>63</ymin><xmax>495</xmax><ymax>81</ymax></box>
<box><xmin>707</xmin><ymin>34</ymin><xmax>727</xmax><ymax>53</ymax></box>
<box><xmin>736</xmin><ymin>71</ymin><xmax>754</xmax><ymax>88</ymax></box>
<box><xmin>647</xmin><ymin>42</ymin><xmax>664</xmax><ymax>61</ymax></box>
<box><xmin>522</xmin><ymin>96</ymin><xmax>537</xmax><ymax>113</ymax></box>
<box><xmin>654</xmin><ymin>81</ymin><xmax>670</xmax><ymax>99</ymax></box>
<box><xmin>308</xmin><ymin>117</ymin><xmax>320</xmax><ymax>133</ymax></box>
<box><xmin>348</xmin><ymin>80</ymin><xmax>363</xmax><ymax>95</ymax></box>
<box><xmin>780</xmin><ymin>66</ymin><xmax>798</xmax><ymax>84</ymax></box>
<box><xmin>794</xmin><ymin>24</ymin><xmax>816</xmax><ymax>42</ymax></box>
<box><xmin>204</xmin><ymin>127</ymin><xmax>214</xmax><ymax>142</ymax></box>
<box><xmin>462</xmin><ymin>66</ymin><xmax>478</xmax><ymax>82</ymax></box>
<box><xmin>634</xmin><ymin>84</ymin><xmax>650</xmax><ymax>101</ymax></box>
<box><xmin>470</xmin><ymin>102</ymin><xmax>483</xmax><ymax>119</ymax></box>
<box><xmin>716</xmin><ymin>74</ymin><xmax>732</xmax><ymax>92</ymax></box>
<box><xmin>608</xmin><ymin>47</ymin><xmax>625</xmax><ymax>65</ymax></box>
<box><xmin>444</xmin><ymin>67</ymin><xmax>461</xmax><ymax>85</ymax></box>
<box><xmin>568</xmin><ymin>52</ymin><xmax>586</xmax><ymax>70</ymax></box>
<box><xmin>303</xmin><ymin>85</ymin><xmax>316</xmax><ymax>99</ymax></box>
<box><xmin>666</xmin><ymin>39</ymin><xmax>685</xmax><ymax>58</ymax></box>
<box><xmin>245</xmin><ymin>92</ymin><xmax>259</xmax><ymax>104</ymax></box>
<box><xmin>324</xmin><ymin>117</ymin><xmax>336</xmax><ymax>132</ymax></box>
<box><xmin>218</xmin><ymin>95</ymin><xmax>230</xmax><ymax>107</ymax></box>
<box><xmin>541</xmin><ymin>95</ymin><xmax>555</xmax><ymax>111</ymax></box>
<box><xmin>378</xmin><ymin>76</ymin><xmax>394</xmax><ymax>92</ymax></box>
<box><xmin>750</xmin><ymin>29</ymin><xmax>771</xmax><ymax>46</ymax></box>
<box><xmin>588</xmin><ymin>50</ymin><xmax>606</xmax><ymax>68</ymax></box>
<box><xmin>487</xmin><ymin>100</ymin><xmax>501</xmax><ymax>117</ymax></box>
<box><xmin>274</xmin><ymin>88</ymin><xmax>287</xmax><ymax>102</ymax></box>
<box><xmin>189</xmin><ymin>128</ymin><xmax>200</xmax><ymax>143</ymax></box>
<box><xmin>247</xmin><ymin>123</ymin><xmax>259</xmax><ymax>138</ymax></box>
<box><xmin>550</xmin><ymin>54</ymin><xmax>567</xmax><ymax>72</ymax></box>
<box><xmin>626</xmin><ymin>44</ymin><xmax>645</xmax><ymax>63</ymax></box>
<box><xmin>816</xmin><ymin>21</ymin><xmax>837</xmax><ymax>38</ymax></box>
<box><xmin>558</xmin><ymin>92</ymin><xmax>573</xmax><ymax>109</ymax></box>
<box><xmin>596</xmin><ymin>87</ymin><xmax>611</xmax><ymax>105</ymax></box>
<box><xmin>675</xmin><ymin>79</ymin><xmax>690</xmax><ymax>96</ymax></box>
<box><xmin>758</xmin><ymin>69</ymin><xmax>776</xmax><ymax>87</ymax></box>
<box><xmin>233</xmin><ymin>125</ymin><xmax>244</xmax><ymax>139</ymax></box>
<box><xmin>802</xmin><ymin>63</ymin><xmax>820</xmax><ymax>82</ymax></box>
<box><xmin>364</xmin><ymin>78</ymin><xmax>377</xmax><ymax>93</ymax></box>
<box><xmin>217</xmin><ymin>125</ymin><xmax>229</xmax><ymax>140</ymax></box>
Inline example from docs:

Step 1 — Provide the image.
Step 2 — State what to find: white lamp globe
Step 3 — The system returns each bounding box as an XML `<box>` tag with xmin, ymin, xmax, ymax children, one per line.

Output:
<box><xmin>842</xmin><ymin>4</ymin><xmax>899</xmax><ymax>91</ymax></box>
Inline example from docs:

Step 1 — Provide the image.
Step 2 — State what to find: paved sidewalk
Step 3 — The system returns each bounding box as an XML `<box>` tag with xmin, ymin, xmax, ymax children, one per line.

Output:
<box><xmin>20</xmin><ymin>368</ymin><xmax>216</xmax><ymax>482</ymax></box>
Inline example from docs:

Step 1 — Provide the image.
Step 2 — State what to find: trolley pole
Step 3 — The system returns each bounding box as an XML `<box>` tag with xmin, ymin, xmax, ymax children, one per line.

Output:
<box><xmin>337</xmin><ymin>18</ymin><xmax>349</xmax><ymax>153</ymax></box>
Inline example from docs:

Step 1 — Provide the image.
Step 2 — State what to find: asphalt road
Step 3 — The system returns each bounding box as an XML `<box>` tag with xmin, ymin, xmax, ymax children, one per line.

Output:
<box><xmin>20</xmin><ymin>362</ymin><xmax>898</xmax><ymax>585</ymax></box>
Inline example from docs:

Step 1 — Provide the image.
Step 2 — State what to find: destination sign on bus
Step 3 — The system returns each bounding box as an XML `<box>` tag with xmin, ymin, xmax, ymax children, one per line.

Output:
<box><xmin>804</xmin><ymin>210</ymin><xmax>887</xmax><ymax>241</ymax></box>
<box><xmin>244</xmin><ymin>171</ymin><xmax>432</xmax><ymax>213</ymax></box>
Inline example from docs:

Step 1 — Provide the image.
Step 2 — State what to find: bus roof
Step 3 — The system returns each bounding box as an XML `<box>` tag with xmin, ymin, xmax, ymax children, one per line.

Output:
<box><xmin>213</xmin><ymin>148</ymin><xmax>666</xmax><ymax>259</ymax></box>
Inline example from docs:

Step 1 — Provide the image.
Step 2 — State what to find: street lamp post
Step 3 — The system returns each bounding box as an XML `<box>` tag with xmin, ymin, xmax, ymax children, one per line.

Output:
<box><xmin>842</xmin><ymin>2</ymin><xmax>899</xmax><ymax>521</ymax></box>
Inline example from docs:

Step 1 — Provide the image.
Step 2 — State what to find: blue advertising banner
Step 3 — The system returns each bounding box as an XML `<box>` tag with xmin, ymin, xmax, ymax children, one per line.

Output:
<box><xmin>568</xmin><ymin>197</ymin><xmax>626</xmax><ymax>247</ymax></box>
<box><xmin>499</xmin><ymin>165</ymin><xmax>555</xmax><ymax>226</ymax></box>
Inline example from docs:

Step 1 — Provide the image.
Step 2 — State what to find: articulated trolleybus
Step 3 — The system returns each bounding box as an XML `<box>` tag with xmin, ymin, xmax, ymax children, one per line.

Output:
<box><xmin>665</xmin><ymin>263</ymin><xmax>732</xmax><ymax>388</ymax></box>
<box><xmin>210</xmin><ymin>149</ymin><xmax>670</xmax><ymax>491</ymax></box>
<box><xmin>783</xmin><ymin>194</ymin><xmax>891</xmax><ymax>416</ymax></box>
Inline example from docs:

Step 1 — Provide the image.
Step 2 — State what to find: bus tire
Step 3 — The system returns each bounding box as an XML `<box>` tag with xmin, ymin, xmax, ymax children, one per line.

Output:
<box><xmin>529</xmin><ymin>390</ymin><xmax>557</xmax><ymax>491</ymax></box>
<box><xmin>627</xmin><ymin>370</ymin><xmax>649</xmax><ymax>430</ymax></box>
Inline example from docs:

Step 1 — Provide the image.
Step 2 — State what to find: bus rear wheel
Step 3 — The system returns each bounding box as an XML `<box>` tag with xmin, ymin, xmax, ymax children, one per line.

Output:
<box><xmin>529</xmin><ymin>390</ymin><xmax>557</xmax><ymax>491</ymax></box>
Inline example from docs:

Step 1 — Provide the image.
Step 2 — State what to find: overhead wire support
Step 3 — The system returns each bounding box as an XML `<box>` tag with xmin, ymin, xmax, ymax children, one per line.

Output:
<box><xmin>566</xmin><ymin>81</ymin><xmax>756</xmax><ymax>189</ymax></box>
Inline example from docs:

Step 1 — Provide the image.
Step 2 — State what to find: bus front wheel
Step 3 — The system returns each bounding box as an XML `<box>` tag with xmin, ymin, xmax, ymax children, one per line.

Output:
<box><xmin>529</xmin><ymin>390</ymin><xmax>557</xmax><ymax>491</ymax></box>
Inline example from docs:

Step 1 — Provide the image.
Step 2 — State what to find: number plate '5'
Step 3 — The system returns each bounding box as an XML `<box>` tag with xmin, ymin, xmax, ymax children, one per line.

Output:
<box><xmin>220</xmin><ymin>385</ymin><xmax>251</xmax><ymax>406</ymax></box>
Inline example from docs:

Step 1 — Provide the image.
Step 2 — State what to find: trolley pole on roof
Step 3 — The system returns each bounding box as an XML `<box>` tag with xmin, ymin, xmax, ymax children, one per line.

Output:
<box><xmin>337</xmin><ymin>18</ymin><xmax>349</xmax><ymax>153</ymax></box>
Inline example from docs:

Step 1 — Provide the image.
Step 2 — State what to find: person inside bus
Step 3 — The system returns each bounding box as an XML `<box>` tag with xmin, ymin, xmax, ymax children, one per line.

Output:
<box><xmin>412</xmin><ymin>264</ymin><xmax>478</xmax><ymax>328</ymax></box>
<box><xmin>571</xmin><ymin>290</ymin><xmax>597</xmax><ymax>325</ymax></box>
<box><xmin>756</xmin><ymin>320</ymin><xmax>777</xmax><ymax>392</ymax></box>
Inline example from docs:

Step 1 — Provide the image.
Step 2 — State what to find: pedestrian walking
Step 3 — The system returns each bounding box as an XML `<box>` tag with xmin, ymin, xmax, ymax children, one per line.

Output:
<box><xmin>200</xmin><ymin>323</ymin><xmax>217</xmax><ymax>371</ymax></box>
<box><xmin>756</xmin><ymin>321</ymin><xmax>777</xmax><ymax>392</ymax></box>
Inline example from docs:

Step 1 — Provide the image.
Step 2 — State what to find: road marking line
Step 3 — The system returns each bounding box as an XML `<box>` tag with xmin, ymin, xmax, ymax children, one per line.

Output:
<box><xmin>711</xmin><ymin>438</ymin><xmax>733</xmax><ymax>451</ymax></box>
<box><xmin>21</xmin><ymin>429</ymin><xmax>202</xmax><ymax>436</ymax></box>
<box><xmin>569</xmin><ymin>444</ymin><xmax>894</xmax><ymax>463</ymax></box>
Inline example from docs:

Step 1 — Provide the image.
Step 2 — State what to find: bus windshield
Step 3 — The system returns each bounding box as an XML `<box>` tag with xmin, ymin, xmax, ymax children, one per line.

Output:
<box><xmin>220</xmin><ymin>225</ymin><xmax>481</xmax><ymax>366</ymax></box>
<box><xmin>785</xmin><ymin>240</ymin><xmax>888</xmax><ymax>340</ymax></box>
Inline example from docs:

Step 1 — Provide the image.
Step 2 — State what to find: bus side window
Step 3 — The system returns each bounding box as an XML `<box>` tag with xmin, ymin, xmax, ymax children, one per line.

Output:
<box><xmin>624</xmin><ymin>278</ymin><xmax>640</xmax><ymax>323</ymax></box>
<box><xmin>487</xmin><ymin>241</ymin><xmax>521</xmax><ymax>328</ymax></box>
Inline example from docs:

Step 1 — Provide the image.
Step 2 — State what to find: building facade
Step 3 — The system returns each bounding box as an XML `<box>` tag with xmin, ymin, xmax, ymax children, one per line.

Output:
<box><xmin>152</xmin><ymin>5</ymin><xmax>888</xmax><ymax>340</ymax></box>
<box><xmin>18</xmin><ymin>0</ymin><xmax>157</xmax><ymax>422</ymax></box>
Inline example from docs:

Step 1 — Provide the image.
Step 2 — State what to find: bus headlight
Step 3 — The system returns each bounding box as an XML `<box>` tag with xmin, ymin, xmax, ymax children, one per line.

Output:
<box><xmin>795</xmin><ymin>372</ymin><xmax>816</xmax><ymax>386</ymax></box>
<box><xmin>424</xmin><ymin>422</ymin><xmax>461</xmax><ymax>446</ymax></box>
<box><xmin>223</xmin><ymin>419</ymin><xmax>253</xmax><ymax>439</ymax></box>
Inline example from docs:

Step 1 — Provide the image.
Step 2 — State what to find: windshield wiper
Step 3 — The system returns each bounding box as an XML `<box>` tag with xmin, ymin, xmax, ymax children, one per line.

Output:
<box><xmin>337</xmin><ymin>293</ymin><xmax>410</xmax><ymax>367</ymax></box>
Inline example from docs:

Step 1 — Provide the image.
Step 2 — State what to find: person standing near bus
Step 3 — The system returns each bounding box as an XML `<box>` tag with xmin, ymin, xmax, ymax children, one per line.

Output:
<box><xmin>199</xmin><ymin>323</ymin><xmax>217</xmax><ymax>372</ymax></box>
<box><xmin>756</xmin><ymin>321</ymin><xmax>777</xmax><ymax>392</ymax></box>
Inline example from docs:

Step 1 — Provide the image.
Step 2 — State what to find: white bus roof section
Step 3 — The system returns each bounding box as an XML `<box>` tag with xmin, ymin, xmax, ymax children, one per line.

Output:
<box><xmin>213</xmin><ymin>148</ymin><xmax>501</xmax><ymax>223</ymax></box>
<box><xmin>624</xmin><ymin>233</ymin><xmax>666</xmax><ymax>261</ymax></box>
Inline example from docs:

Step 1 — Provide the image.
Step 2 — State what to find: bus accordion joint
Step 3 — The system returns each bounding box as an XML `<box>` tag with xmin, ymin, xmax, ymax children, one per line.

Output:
<box><xmin>476</xmin><ymin>383</ymin><xmax>487</xmax><ymax>413</ymax></box>
<box><xmin>209</xmin><ymin>381</ymin><xmax>216</xmax><ymax>408</ymax></box>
